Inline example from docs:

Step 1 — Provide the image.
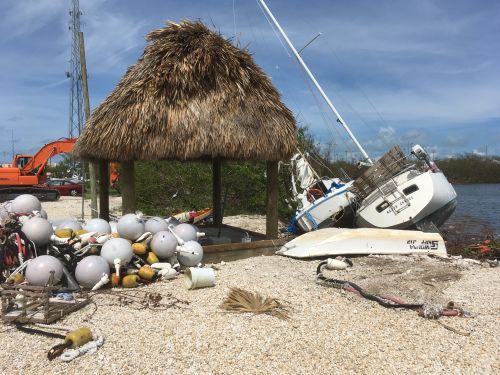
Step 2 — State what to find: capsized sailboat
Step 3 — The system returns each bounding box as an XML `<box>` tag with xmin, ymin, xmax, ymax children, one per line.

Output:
<box><xmin>288</xmin><ymin>153</ymin><xmax>355</xmax><ymax>232</ymax></box>
<box><xmin>353</xmin><ymin>145</ymin><xmax>457</xmax><ymax>230</ymax></box>
<box><xmin>258</xmin><ymin>0</ymin><xmax>457</xmax><ymax>233</ymax></box>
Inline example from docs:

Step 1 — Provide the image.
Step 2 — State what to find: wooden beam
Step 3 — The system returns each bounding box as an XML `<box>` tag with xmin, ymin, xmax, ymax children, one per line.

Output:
<box><xmin>121</xmin><ymin>161</ymin><xmax>136</xmax><ymax>214</ymax></box>
<box><xmin>266</xmin><ymin>161</ymin><xmax>279</xmax><ymax>239</ymax></box>
<box><xmin>212</xmin><ymin>158</ymin><xmax>222</xmax><ymax>227</ymax></box>
<box><xmin>78</xmin><ymin>31</ymin><xmax>98</xmax><ymax>218</ymax></box>
<box><xmin>98</xmin><ymin>160</ymin><xmax>109</xmax><ymax>221</ymax></box>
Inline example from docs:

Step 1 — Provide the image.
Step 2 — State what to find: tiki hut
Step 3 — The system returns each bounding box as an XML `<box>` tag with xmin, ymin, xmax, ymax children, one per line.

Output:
<box><xmin>74</xmin><ymin>20</ymin><xmax>297</xmax><ymax>238</ymax></box>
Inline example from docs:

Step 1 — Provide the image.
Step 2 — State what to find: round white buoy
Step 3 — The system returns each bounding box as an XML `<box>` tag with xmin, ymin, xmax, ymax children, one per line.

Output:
<box><xmin>117</xmin><ymin>214</ymin><xmax>145</xmax><ymax>240</ymax></box>
<box><xmin>75</xmin><ymin>256</ymin><xmax>110</xmax><ymax>289</ymax></box>
<box><xmin>151</xmin><ymin>231</ymin><xmax>177</xmax><ymax>259</ymax></box>
<box><xmin>173</xmin><ymin>223</ymin><xmax>200</xmax><ymax>242</ymax></box>
<box><xmin>100</xmin><ymin>237</ymin><xmax>133</xmax><ymax>266</ymax></box>
<box><xmin>22</xmin><ymin>217</ymin><xmax>54</xmax><ymax>246</ymax></box>
<box><xmin>84</xmin><ymin>218</ymin><xmax>112</xmax><ymax>234</ymax></box>
<box><xmin>56</xmin><ymin>219</ymin><xmax>82</xmax><ymax>232</ymax></box>
<box><xmin>145</xmin><ymin>217</ymin><xmax>168</xmax><ymax>235</ymax></box>
<box><xmin>25</xmin><ymin>255</ymin><xmax>63</xmax><ymax>286</ymax></box>
<box><xmin>177</xmin><ymin>241</ymin><xmax>204</xmax><ymax>267</ymax></box>
<box><xmin>10</xmin><ymin>194</ymin><xmax>41</xmax><ymax>214</ymax></box>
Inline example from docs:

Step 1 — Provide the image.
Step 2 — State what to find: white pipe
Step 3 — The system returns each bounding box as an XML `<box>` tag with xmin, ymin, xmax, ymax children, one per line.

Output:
<box><xmin>257</xmin><ymin>0</ymin><xmax>373</xmax><ymax>164</ymax></box>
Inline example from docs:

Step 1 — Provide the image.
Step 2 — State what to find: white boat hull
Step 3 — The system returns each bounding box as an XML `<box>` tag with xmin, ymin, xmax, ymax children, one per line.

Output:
<box><xmin>294</xmin><ymin>182</ymin><xmax>354</xmax><ymax>232</ymax></box>
<box><xmin>356</xmin><ymin>170</ymin><xmax>457</xmax><ymax>230</ymax></box>
<box><xmin>277</xmin><ymin>227</ymin><xmax>447</xmax><ymax>258</ymax></box>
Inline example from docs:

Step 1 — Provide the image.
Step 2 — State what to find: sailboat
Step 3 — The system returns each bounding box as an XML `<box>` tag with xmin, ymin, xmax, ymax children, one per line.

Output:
<box><xmin>289</xmin><ymin>152</ymin><xmax>355</xmax><ymax>232</ymax></box>
<box><xmin>258</xmin><ymin>0</ymin><xmax>457</xmax><ymax>233</ymax></box>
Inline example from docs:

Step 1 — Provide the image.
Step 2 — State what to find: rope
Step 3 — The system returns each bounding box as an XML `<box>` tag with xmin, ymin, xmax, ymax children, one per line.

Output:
<box><xmin>316</xmin><ymin>261</ymin><xmax>422</xmax><ymax>310</ymax></box>
<box><xmin>59</xmin><ymin>334</ymin><xmax>104</xmax><ymax>362</ymax></box>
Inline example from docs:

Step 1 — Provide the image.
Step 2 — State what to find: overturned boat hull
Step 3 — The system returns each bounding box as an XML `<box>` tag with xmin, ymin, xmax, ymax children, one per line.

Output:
<box><xmin>277</xmin><ymin>227</ymin><xmax>447</xmax><ymax>258</ymax></box>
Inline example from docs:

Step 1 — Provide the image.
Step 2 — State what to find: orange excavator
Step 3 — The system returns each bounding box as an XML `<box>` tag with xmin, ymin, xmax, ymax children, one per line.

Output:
<box><xmin>0</xmin><ymin>138</ymin><xmax>77</xmax><ymax>202</ymax></box>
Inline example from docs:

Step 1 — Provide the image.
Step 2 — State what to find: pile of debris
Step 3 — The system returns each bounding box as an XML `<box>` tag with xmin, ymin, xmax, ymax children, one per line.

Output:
<box><xmin>0</xmin><ymin>194</ymin><xmax>214</xmax><ymax>323</ymax></box>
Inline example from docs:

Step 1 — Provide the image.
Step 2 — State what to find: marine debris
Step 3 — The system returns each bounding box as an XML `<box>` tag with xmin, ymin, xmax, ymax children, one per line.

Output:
<box><xmin>316</xmin><ymin>258</ymin><xmax>472</xmax><ymax>329</ymax></box>
<box><xmin>0</xmin><ymin>194</ymin><xmax>210</xmax><ymax>327</ymax></box>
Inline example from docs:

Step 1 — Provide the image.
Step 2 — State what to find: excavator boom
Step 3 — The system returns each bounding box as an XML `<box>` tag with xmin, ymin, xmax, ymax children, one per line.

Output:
<box><xmin>0</xmin><ymin>138</ymin><xmax>77</xmax><ymax>202</ymax></box>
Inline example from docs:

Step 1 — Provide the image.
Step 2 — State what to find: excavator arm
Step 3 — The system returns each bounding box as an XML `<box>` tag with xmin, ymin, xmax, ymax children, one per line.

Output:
<box><xmin>21</xmin><ymin>138</ymin><xmax>77</xmax><ymax>176</ymax></box>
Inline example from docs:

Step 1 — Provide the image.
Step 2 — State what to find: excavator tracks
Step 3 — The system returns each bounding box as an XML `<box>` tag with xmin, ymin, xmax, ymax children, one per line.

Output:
<box><xmin>0</xmin><ymin>187</ymin><xmax>60</xmax><ymax>202</ymax></box>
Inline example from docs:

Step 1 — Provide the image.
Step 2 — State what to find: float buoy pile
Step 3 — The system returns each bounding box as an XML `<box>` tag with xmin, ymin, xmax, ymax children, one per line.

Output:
<box><xmin>0</xmin><ymin>194</ymin><xmax>212</xmax><ymax>293</ymax></box>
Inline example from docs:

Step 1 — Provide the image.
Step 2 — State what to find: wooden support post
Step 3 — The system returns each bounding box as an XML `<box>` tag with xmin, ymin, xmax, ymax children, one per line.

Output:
<box><xmin>79</xmin><ymin>31</ymin><xmax>98</xmax><ymax>218</ymax></box>
<box><xmin>212</xmin><ymin>158</ymin><xmax>222</xmax><ymax>227</ymax></box>
<box><xmin>99</xmin><ymin>160</ymin><xmax>109</xmax><ymax>221</ymax></box>
<box><xmin>266</xmin><ymin>161</ymin><xmax>279</xmax><ymax>239</ymax></box>
<box><xmin>121</xmin><ymin>161</ymin><xmax>136</xmax><ymax>214</ymax></box>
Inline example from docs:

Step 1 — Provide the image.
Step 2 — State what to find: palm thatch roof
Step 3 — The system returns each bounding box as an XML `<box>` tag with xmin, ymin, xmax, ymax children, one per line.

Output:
<box><xmin>74</xmin><ymin>20</ymin><xmax>297</xmax><ymax>162</ymax></box>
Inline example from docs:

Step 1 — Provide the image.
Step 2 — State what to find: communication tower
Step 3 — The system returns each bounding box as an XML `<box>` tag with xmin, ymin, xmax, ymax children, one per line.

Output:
<box><xmin>67</xmin><ymin>0</ymin><xmax>84</xmax><ymax>139</ymax></box>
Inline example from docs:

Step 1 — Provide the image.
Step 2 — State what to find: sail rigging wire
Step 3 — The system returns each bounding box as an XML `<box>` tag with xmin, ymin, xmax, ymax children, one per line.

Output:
<box><xmin>322</xmin><ymin>40</ymin><xmax>392</xmax><ymax>147</ymax></box>
<box><xmin>256</xmin><ymin>0</ymin><xmax>372</xmax><ymax>163</ymax></box>
<box><xmin>256</xmin><ymin>0</ymin><xmax>292</xmax><ymax>58</ymax></box>
<box><xmin>239</xmin><ymin>0</ymin><xmax>317</xmax><ymax>137</ymax></box>
<box><xmin>254</xmin><ymin>0</ymin><xmax>354</xmax><ymax>156</ymax></box>
<box><xmin>294</xmin><ymin>57</ymin><xmax>355</xmax><ymax>155</ymax></box>
<box><xmin>232</xmin><ymin>0</ymin><xmax>237</xmax><ymax>37</ymax></box>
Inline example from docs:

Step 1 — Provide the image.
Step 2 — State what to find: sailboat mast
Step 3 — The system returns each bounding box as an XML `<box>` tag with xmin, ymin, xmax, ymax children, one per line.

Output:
<box><xmin>257</xmin><ymin>0</ymin><xmax>373</xmax><ymax>164</ymax></box>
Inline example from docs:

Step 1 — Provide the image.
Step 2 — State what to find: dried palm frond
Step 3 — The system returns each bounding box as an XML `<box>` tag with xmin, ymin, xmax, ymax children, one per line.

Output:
<box><xmin>220</xmin><ymin>287</ymin><xmax>289</xmax><ymax>320</ymax></box>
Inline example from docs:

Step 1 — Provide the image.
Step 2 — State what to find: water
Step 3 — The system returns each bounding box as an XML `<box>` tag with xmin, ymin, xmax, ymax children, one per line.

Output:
<box><xmin>445</xmin><ymin>183</ymin><xmax>500</xmax><ymax>235</ymax></box>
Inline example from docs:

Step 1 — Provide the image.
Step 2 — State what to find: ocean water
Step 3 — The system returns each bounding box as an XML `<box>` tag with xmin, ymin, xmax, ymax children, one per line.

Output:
<box><xmin>445</xmin><ymin>183</ymin><xmax>500</xmax><ymax>235</ymax></box>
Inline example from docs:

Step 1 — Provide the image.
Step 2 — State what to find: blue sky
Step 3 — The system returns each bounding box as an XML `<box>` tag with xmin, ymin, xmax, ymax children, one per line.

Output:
<box><xmin>0</xmin><ymin>0</ymin><xmax>499</xmax><ymax>163</ymax></box>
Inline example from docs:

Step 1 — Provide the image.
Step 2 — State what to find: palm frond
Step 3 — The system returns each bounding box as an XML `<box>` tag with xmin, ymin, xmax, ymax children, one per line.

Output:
<box><xmin>220</xmin><ymin>287</ymin><xmax>289</xmax><ymax>320</ymax></box>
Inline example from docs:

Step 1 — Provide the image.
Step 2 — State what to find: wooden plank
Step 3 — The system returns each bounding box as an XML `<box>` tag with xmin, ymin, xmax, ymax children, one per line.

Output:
<box><xmin>266</xmin><ymin>161</ymin><xmax>279</xmax><ymax>239</ymax></box>
<box><xmin>203</xmin><ymin>237</ymin><xmax>289</xmax><ymax>253</ymax></box>
<box><xmin>79</xmin><ymin>31</ymin><xmax>98</xmax><ymax>219</ymax></box>
<box><xmin>99</xmin><ymin>160</ymin><xmax>110</xmax><ymax>221</ymax></box>
<box><xmin>212</xmin><ymin>158</ymin><xmax>222</xmax><ymax>227</ymax></box>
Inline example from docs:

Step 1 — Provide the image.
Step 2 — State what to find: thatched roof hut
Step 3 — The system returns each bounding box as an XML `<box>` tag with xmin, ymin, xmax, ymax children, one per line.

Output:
<box><xmin>74</xmin><ymin>20</ymin><xmax>296</xmax><ymax>162</ymax></box>
<box><xmin>76</xmin><ymin>20</ymin><xmax>296</xmax><ymax>239</ymax></box>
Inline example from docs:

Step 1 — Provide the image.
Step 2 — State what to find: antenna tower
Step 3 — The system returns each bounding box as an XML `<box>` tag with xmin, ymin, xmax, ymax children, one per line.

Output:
<box><xmin>67</xmin><ymin>0</ymin><xmax>84</xmax><ymax>139</ymax></box>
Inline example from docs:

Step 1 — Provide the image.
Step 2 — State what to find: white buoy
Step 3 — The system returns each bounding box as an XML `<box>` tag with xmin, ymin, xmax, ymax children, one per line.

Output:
<box><xmin>177</xmin><ymin>241</ymin><xmax>204</xmax><ymax>267</ymax></box>
<box><xmin>75</xmin><ymin>256</ymin><xmax>110</xmax><ymax>289</ymax></box>
<box><xmin>117</xmin><ymin>213</ymin><xmax>145</xmax><ymax>240</ymax></box>
<box><xmin>22</xmin><ymin>217</ymin><xmax>54</xmax><ymax>246</ymax></box>
<box><xmin>10</xmin><ymin>194</ymin><xmax>41</xmax><ymax>214</ymax></box>
<box><xmin>145</xmin><ymin>217</ymin><xmax>168</xmax><ymax>235</ymax></box>
<box><xmin>56</xmin><ymin>219</ymin><xmax>82</xmax><ymax>232</ymax></box>
<box><xmin>84</xmin><ymin>218</ymin><xmax>112</xmax><ymax>234</ymax></box>
<box><xmin>150</xmin><ymin>231</ymin><xmax>177</xmax><ymax>259</ymax></box>
<box><xmin>25</xmin><ymin>255</ymin><xmax>63</xmax><ymax>286</ymax></box>
<box><xmin>173</xmin><ymin>223</ymin><xmax>204</xmax><ymax>242</ymax></box>
<box><xmin>100</xmin><ymin>237</ymin><xmax>133</xmax><ymax>276</ymax></box>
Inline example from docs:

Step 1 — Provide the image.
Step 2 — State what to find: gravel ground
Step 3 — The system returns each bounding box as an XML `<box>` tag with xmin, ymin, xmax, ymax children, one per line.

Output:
<box><xmin>1</xmin><ymin>254</ymin><xmax>498</xmax><ymax>375</ymax></box>
<box><xmin>42</xmin><ymin>196</ymin><xmax>123</xmax><ymax>220</ymax></box>
<box><xmin>3</xmin><ymin>199</ymin><xmax>498</xmax><ymax>373</ymax></box>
